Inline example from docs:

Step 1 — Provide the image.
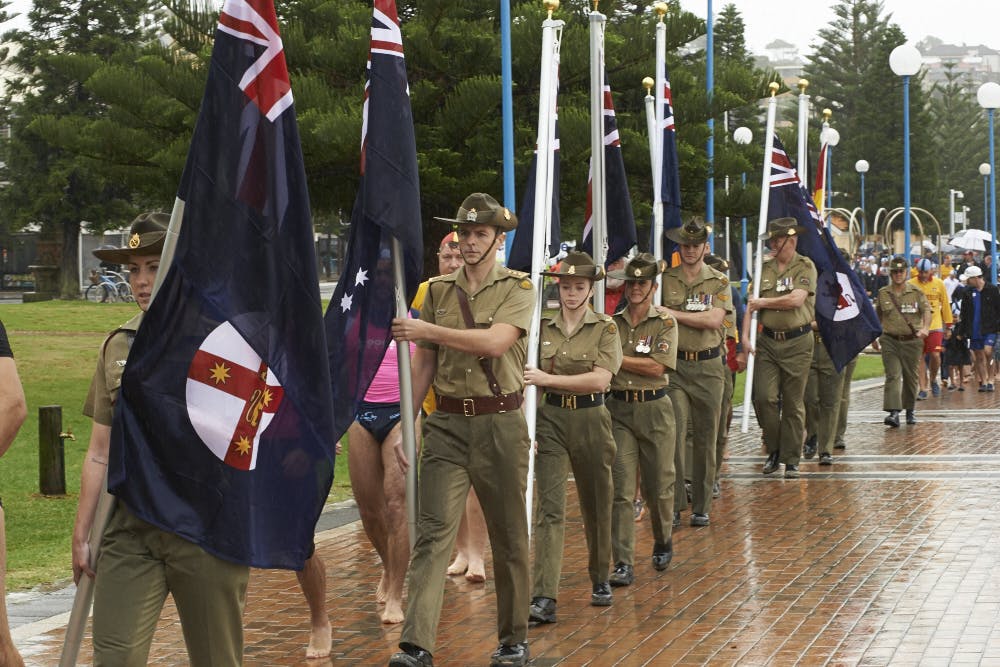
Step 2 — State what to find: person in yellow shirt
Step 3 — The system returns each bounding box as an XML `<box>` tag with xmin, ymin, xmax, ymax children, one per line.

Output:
<box><xmin>909</xmin><ymin>258</ymin><xmax>953</xmax><ymax>398</ymax></box>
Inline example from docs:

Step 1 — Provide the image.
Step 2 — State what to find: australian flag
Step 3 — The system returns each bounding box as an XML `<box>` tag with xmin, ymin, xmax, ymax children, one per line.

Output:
<box><xmin>111</xmin><ymin>0</ymin><xmax>336</xmax><ymax>569</ymax></box>
<box><xmin>768</xmin><ymin>136</ymin><xmax>880</xmax><ymax>371</ymax></box>
<box><xmin>508</xmin><ymin>119</ymin><xmax>561</xmax><ymax>272</ymax></box>
<box><xmin>581</xmin><ymin>70</ymin><xmax>637</xmax><ymax>266</ymax></box>
<box><xmin>324</xmin><ymin>0</ymin><xmax>422</xmax><ymax>439</ymax></box>
<box><xmin>650</xmin><ymin>61</ymin><xmax>683</xmax><ymax>263</ymax></box>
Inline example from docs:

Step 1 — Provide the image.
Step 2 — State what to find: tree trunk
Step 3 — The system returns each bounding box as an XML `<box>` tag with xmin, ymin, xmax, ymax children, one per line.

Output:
<box><xmin>60</xmin><ymin>218</ymin><xmax>81</xmax><ymax>299</ymax></box>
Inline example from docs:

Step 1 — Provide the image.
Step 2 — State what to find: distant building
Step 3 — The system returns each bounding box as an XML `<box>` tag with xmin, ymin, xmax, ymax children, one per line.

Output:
<box><xmin>917</xmin><ymin>39</ymin><xmax>1000</xmax><ymax>89</ymax></box>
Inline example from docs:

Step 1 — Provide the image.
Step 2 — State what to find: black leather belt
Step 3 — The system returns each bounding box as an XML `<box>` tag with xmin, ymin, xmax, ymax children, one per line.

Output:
<box><xmin>760</xmin><ymin>324</ymin><xmax>812</xmax><ymax>341</ymax></box>
<box><xmin>609</xmin><ymin>387</ymin><xmax>668</xmax><ymax>403</ymax></box>
<box><xmin>544</xmin><ymin>392</ymin><xmax>604</xmax><ymax>409</ymax></box>
<box><xmin>436</xmin><ymin>392</ymin><xmax>523</xmax><ymax>416</ymax></box>
<box><xmin>883</xmin><ymin>332</ymin><xmax>917</xmax><ymax>341</ymax></box>
<box><xmin>678</xmin><ymin>347</ymin><xmax>721</xmax><ymax>362</ymax></box>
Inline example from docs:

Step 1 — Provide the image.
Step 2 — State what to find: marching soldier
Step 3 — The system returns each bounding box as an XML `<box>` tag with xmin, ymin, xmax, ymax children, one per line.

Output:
<box><xmin>873</xmin><ymin>256</ymin><xmax>931</xmax><ymax>427</ymax></box>
<box><xmin>743</xmin><ymin>218</ymin><xmax>817</xmax><ymax>479</ymax></box>
<box><xmin>525</xmin><ymin>251</ymin><xmax>622</xmax><ymax>623</ymax></box>
<box><xmin>659</xmin><ymin>221</ymin><xmax>732</xmax><ymax>527</ymax></box>
<box><xmin>390</xmin><ymin>193</ymin><xmax>533</xmax><ymax>667</ymax></box>
<box><xmin>605</xmin><ymin>254</ymin><xmax>677</xmax><ymax>588</ymax></box>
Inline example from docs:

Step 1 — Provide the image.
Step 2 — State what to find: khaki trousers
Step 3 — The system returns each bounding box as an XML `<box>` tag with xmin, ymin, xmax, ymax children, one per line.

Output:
<box><xmin>752</xmin><ymin>333</ymin><xmax>814</xmax><ymax>466</ymax></box>
<box><xmin>399</xmin><ymin>410</ymin><xmax>530</xmax><ymax>653</ymax></box>
<box><xmin>669</xmin><ymin>358</ymin><xmax>724</xmax><ymax>515</ymax></box>
<box><xmin>805</xmin><ymin>338</ymin><xmax>846</xmax><ymax>456</ymax></box>
<box><xmin>532</xmin><ymin>402</ymin><xmax>616</xmax><ymax>598</ymax></box>
<box><xmin>881</xmin><ymin>335</ymin><xmax>923</xmax><ymax>411</ymax></box>
<box><xmin>608</xmin><ymin>395</ymin><xmax>675</xmax><ymax>566</ymax></box>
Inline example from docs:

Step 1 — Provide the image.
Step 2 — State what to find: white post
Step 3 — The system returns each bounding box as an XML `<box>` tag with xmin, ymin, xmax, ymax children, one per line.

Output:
<box><xmin>589</xmin><ymin>6</ymin><xmax>607</xmax><ymax>312</ymax></box>
<box><xmin>652</xmin><ymin>11</ymin><xmax>666</xmax><ymax>296</ymax></box>
<box><xmin>740</xmin><ymin>83</ymin><xmax>780</xmax><ymax>434</ymax></box>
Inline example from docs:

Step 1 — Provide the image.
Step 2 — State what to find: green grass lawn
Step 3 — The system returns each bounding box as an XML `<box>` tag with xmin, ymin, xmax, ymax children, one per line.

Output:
<box><xmin>1</xmin><ymin>302</ymin><xmax>351</xmax><ymax>590</ymax></box>
<box><xmin>0</xmin><ymin>301</ymin><xmax>887</xmax><ymax>591</ymax></box>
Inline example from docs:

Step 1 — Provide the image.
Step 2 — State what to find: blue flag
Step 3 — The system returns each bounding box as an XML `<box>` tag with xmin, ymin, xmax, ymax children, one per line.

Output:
<box><xmin>508</xmin><ymin>120</ymin><xmax>561</xmax><ymax>272</ymax></box>
<box><xmin>768</xmin><ymin>136</ymin><xmax>881</xmax><ymax>371</ymax></box>
<box><xmin>324</xmin><ymin>0</ymin><xmax>422</xmax><ymax>440</ymax></box>
<box><xmin>650</xmin><ymin>62</ymin><xmax>683</xmax><ymax>262</ymax></box>
<box><xmin>110</xmin><ymin>0</ymin><xmax>336</xmax><ymax>569</ymax></box>
<box><xmin>581</xmin><ymin>71</ymin><xmax>637</xmax><ymax>266</ymax></box>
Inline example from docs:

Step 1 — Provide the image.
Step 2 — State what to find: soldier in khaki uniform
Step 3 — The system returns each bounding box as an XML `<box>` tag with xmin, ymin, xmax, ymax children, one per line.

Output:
<box><xmin>744</xmin><ymin>218</ymin><xmax>817</xmax><ymax>479</ymax></box>
<box><xmin>524</xmin><ymin>252</ymin><xmax>622</xmax><ymax>624</ymax></box>
<box><xmin>390</xmin><ymin>193</ymin><xmax>533</xmax><ymax>667</ymax></box>
<box><xmin>659</xmin><ymin>221</ymin><xmax>732</xmax><ymax>527</ymax></box>
<box><xmin>803</xmin><ymin>324</ymin><xmax>846</xmax><ymax>465</ymax></box>
<box><xmin>73</xmin><ymin>213</ymin><xmax>250</xmax><ymax>666</ymax></box>
<box><xmin>872</xmin><ymin>256</ymin><xmax>931</xmax><ymax>427</ymax></box>
<box><xmin>605</xmin><ymin>254</ymin><xmax>678</xmax><ymax>588</ymax></box>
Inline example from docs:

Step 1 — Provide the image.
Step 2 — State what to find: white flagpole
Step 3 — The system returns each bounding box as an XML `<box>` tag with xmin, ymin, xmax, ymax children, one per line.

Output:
<box><xmin>740</xmin><ymin>82</ymin><xmax>780</xmax><ymax>434</ymax></box>
<box><xmin>652</xmin><ymin>4</ymin><xmax>667</xmax><ymax>297</ymax></box>
<box><xmin>589</xmin><ymin>3</ymin><xmax>607</xmax><ymax>312</ymax></box>
<box><xmin>524</xmin><ymin>2</ymin><xmax>562</xmax><ymax>537</ymax></box>
<box><xmin>797</xmin><ymin>79</ymin><xmax>809</xmax><ymax>192</ymax></box>
<box><xmin>392</xmin><ymin>239</ymin><xmax>418</xmax><ymax>550</ymax></box>
<box><xmin>60</xmin><ymin>197</ymin><xmax>186</xmax><ymax>666</ymax></box>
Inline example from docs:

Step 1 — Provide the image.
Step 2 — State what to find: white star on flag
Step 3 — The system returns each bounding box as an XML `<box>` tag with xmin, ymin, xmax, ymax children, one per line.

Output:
<box><xmin>355</xmin><ymin>268</ymin><xmax>368</xmax><ymax>287</ymax></box>
<box><xmin>340</xmin><ymin>293</ymin><xmax>353</xmax><ymax>312</ymax></box>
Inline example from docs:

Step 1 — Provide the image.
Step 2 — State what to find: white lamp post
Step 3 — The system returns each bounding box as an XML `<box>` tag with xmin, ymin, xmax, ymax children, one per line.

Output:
<box><xmin>948</xmin><ymin>189</ymin><xmax>964</xmax><ymax>237</ymax></box>
<box><xmin>820</xmin><ymin>127</ymin><xmax>840</xmax><ymax>211</ymax></box>
<box><xmin>890</xmin><ymin>44</ymin><xmax>922</xmax><ymax>261</ymax></box>
<box><xmin>733</xmin><ymin>126</ymin><xmax>752</xmax><ymax>297</ymax></box>
<box><xmin>980</xmin><ymin>162</ymin><xmax>993</xmax><ymax>235</ymax></box>
<box><xmin>978</xmin><ymin>82</ymin><xmax>1000</xmax><ymax>283</ymax></box>
<box><xmin>855</xmin><ymin>159</ymin><xmax>869</xmax><ymax>237</ymax></box>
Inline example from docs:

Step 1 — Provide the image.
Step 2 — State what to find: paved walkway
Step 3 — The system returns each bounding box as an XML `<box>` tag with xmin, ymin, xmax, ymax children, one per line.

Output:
<box><xmin>13</xmin><ymin>373</ymin><xmax>1000</xmax><ymax>665</ymax></box>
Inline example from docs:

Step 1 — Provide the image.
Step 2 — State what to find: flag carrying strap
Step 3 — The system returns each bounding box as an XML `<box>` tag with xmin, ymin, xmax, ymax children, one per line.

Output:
<box><xmin>883</xmin><ymin>290</ymin><xmax>920</xmax><ymax>337</ymax></box>
<box><xmin>455</xmin><ymin>287</ymin><xmax>503</xmax><ymax>397</ymax></box>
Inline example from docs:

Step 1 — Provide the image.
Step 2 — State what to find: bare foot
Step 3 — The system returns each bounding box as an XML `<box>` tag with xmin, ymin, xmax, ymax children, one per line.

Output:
<box><xmin>446</xmin><ymin>555</ymin><xmax>468</xmax><ymax>576</ymax></box>
<box><xmin>305</xmin><ymin>622</ymin><xmax>332</xmax><ymax>659</ymax></box>
<box><xmin>465</xmin><ymin>560</ymin><xmax>485</xmax><ymax>583</ymax></box>
<box><xmin>380</xmin><ymin>600</ymin><xmax>405</xmax><ymax>624</ymax></box>
<box><xmin>375</xmin><ymin>571</ymin><xmax>388</xmax><ymax>605</ymax></box>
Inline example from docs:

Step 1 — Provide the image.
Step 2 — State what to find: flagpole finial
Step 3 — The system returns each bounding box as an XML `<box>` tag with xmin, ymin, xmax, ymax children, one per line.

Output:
<box><xmin>768</xmin><ymin>82</ymin><xmax>780</xmax><ymax>97</ymax></box>
<box><xmin>592</xmin><ymin>0</ymin><xmax>599</xmax><ymax>11</ymax></box>
<box><xmin>544</xmin><ymin>0</ymin><xmax>559</xmax><ymax>18</ymax></box>
<box><xmin>643</xmin><ymin>76</ymin><xmax>654</xmax><ymax>93</ymax></box>
<box><xmin>822</xmin><ymin>108</ymin><xmax>832</xmax><ymax>122</ymax></box>
<box><xmin>653</xmin><ymin>2</ymin><xmax>668</xmax><ymax>21</ymax></box>
<box><xmin>797</xmin><ymin>79</ymin><xmax>809</xmax><ymax>93</ymax></box>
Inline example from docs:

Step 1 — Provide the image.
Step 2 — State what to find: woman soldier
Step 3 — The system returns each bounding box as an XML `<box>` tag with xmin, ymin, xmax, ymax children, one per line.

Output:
<box><xmin>524</xmin><ymin>251</ymin><xmax>623</xmax><ymax>624</ymax></box>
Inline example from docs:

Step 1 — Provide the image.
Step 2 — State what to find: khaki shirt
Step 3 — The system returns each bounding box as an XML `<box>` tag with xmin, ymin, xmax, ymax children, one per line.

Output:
<box><xmin>419</xmin><ymin>264</ymin><xmax>535</xmax><ymax>397</ymax></box>
<box><xmin>539</xmin><ymin>308</ymin><xmax>622</xmax><ymax>392</ymax></box>
<box><xmin>757</xmin><ymin>253</ymin><xmax>817</xmax><ymax>330</ymax></box>
<box><xmin>661</xmin><ymin>263</ymin><xmax>734</xmax><ymax>351</ymax></box>
<box><xmin>83</xmin><ymin>311</ymin><xmax>143</xmax><ymax>426</ymax></box>
<box><xmin>876</xmin><ymin>283</ymin><xmax>930</xmax><ymax>336</ymax></box>
<box><xmin>610</xmin><ymin>305</ymin><xmax>677</xmax><ymax>391</ymax></box>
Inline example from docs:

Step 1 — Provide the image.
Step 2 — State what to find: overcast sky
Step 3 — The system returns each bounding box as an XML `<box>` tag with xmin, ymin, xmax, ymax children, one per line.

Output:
<box><xmin>2</xmin><ymin>0</ymin><xmax>997</xmax><ymax>56</ymax></box>
<box><xmin>679</xmin><ymin>0</ymin><xmax>1000</xmax><ymax>54</ymax></box>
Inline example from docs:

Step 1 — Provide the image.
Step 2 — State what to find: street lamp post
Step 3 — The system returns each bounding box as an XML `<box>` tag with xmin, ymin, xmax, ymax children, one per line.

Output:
<box><xmin>855</xmin><ymin>159</ymin><xmax>869</xmax><ymax>237</ymax></box>
<box><xmin>978</xmin><ymin>82</ymin><xmax>1000</xmax><ymax>284</ymax></box>
<box><xmin>980</xmin><ymin>162</ymin><xmax>992</xmax><ymax>233</ymax></box>
<box><xmin>734</xmin><ymin>125</ymin><xmax>752</xmax><ymax>298</ymax></box>
<box><xmin>822</xmin><ymin>127</ymin><xmax>840</xmax><ymax>212</ymax></box>
<box><xmin>890</xmin><ymin>44</ymin><xmax>922</xmax><ymax>261</ymax></box>
<box><xmin>948</xmin><ymin>189</ymin><xmax>964</xmax><ymax>237</ymax></box>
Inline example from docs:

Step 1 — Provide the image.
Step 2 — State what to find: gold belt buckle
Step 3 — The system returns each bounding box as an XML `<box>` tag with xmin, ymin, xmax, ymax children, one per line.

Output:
<box><xmin>632</xmin><ymin>390</ymin><xmax>643</xmax><ymax>402</ymax></box>
<box><xmin>683</xmin><ymin>351</ymin><xmax>696</xmax><ymax>361</ymax></box>
<box><xmin>462</xmin><ymin>398</ymin><xmax>476</xmax><ymax>417</ymax></box>
<box><xmin>561</xmin><ymin>394</ymin><xmax>576</xmax><ymax>409</ymax></box>
<box><xmin>774</xmin><ymin>330</ymin><xmax>786</xmax><ymax>341</ymax></box>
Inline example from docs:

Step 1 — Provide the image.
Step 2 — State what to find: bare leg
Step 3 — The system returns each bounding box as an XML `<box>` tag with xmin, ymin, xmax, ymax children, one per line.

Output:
<box><xmin>0</xmin><ymin>507</ymin><xmax>25</xmax><ymax>667</ymax></box>
<box><xmin>377</xmin><ymin>420</ymin><xmax>410</xmax><ymax>624</ymax></box>
<box><xmin>446</xmin><ymin>511</ymin><xmax>470</xmax><ymax>576</ymax></box>
<box><xmin>917</xmin><ymin>353</ymin><xmax>929</xmax><ymax>392</ymax></box>
<box><xmin>296</xmin><ymin>554</ymin><xmax>331</xmax><ymax>659</ymax></box>
<box><xmin>462</xmin><ymin>489</ymin><xmax>488</xmax><ymax>584</ymax></box>
<box><xmin>347</xmin><ymin>423</ymin><xmax>392</xmax><ymax>604</ymax></box>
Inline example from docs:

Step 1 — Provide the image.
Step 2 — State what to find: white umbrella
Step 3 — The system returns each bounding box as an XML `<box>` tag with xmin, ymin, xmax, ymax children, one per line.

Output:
<box><xmin>950</xmin><ymin>232</ymin><xmax>987</xmax><ymax>252</ymax></box>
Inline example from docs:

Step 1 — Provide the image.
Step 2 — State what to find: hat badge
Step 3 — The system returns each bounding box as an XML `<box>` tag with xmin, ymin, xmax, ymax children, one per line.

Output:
<box><xmin>503</xmin><ymin>208</ymin><xmax>511</xmax><ymax>220</ymax></box>
<box><xmin>128</xmin><ymin>233</ymin><xmax>141</xmax><ymax>249</ymax></box>
<box><xmin>466</xmin><ymin>208</ymin><xmax>477</xmax><ymax>222</ymax></box>
<box><xmin>567</xmin><ymin>265</ymin><xmax>576</xmax><ymax>275</ymax></box>
<box><xmin>633</xmin><ymin>268</ymin><xmax>642</xmax><ymax>277</ymax></box>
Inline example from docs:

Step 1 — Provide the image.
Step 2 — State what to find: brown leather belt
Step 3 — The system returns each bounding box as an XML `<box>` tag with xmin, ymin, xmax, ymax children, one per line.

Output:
<box><xmin>884</xmin><ymin>332</ymin><xmax>917</xmax><ymax>341</ymax></box>
<box><xmin>760</xmin><ymin>323</ymin><xmax>812</xmax><ymax>341</ymax></box>
<box><xmin>436</xmin><ymin>392</ymin><xmax>523</xmax><ymax>417</ymax></box>
<box><xmin>544</xmin><ymin>392</ymin><xmax>604</xmax><ymax>410</ymax></box>
<box><xmin>609</xmin><ymin>387</ymin><xmax>668</xmax><ymax>403</ymax></box>
<box><xmin>678</xmin><ymin>347</ymin><xmax>721</xmax><ymax>362</ymax></box>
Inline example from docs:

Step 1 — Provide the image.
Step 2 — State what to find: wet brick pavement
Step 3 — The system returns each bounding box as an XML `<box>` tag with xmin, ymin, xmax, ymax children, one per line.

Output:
<box><xmin>14</xmin><ymin>375</ymin><xmax>1000</xmax><ymax>665</ymax></box>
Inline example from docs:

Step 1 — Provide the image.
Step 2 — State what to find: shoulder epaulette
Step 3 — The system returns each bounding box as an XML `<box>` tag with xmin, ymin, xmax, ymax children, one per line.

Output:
<box><xmin>503</xmin><ymin>267</ymin><xmax>529</xmax><ymax>279</ymax></box>
<box><xmin>429</xmin><ymin>273</ymin><xmax>456</xmax><ymax>284</ymax></box>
